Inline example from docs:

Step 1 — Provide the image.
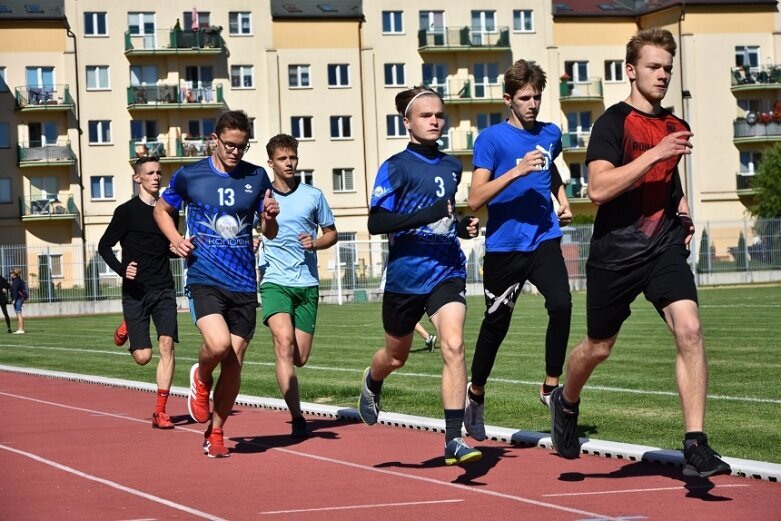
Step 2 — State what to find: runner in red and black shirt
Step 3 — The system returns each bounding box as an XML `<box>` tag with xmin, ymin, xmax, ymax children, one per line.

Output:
<box><xmin>549</xmin><ymin>27</ymin><xmax>731</xmax><ymax>479</ymax></box>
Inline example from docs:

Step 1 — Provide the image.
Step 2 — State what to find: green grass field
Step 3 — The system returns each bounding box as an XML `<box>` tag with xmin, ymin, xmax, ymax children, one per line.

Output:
<box><xmin>1</xmin><ymin>284</ymin><xmax>779</xmax><ymax>463</ymax></box>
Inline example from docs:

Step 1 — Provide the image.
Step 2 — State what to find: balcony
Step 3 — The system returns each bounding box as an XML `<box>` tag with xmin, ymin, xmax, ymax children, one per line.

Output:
<box><xmin>127</xmin><ymin>83</ymin><xmax>225</xmax><ymax>110</ymax></box>
<box><xmin>19</xmin><ymin>193</ymin><xmax>78</xmax><ymax>222</ymax></box>
<box><xmin>18</xmin><ymin>140</ymin><xmax>76</xmax><ymax>168</ymax></box>
<box><xmin>129</xmin><ymin>137</ymin><xmax>213</xmax><ymax>163</ymax></box>
<box><xmin>559</xmin><ymin>78</ymin><xmax>603</xmax><ymax>102</ymax></box>
<box><xmin>439</xmin><ymin>128</ymin><xmax>475</xmax><ymax>156</ymax></box>
<box><xmin>124</xmin><ymin>28</ymin><xmax>224</xmax><ymax>55</ymax></box>
<box><xmin>566</xmin><ymin>179</ymin><xmax>589</xmax><ymax>200</ymax></box>
<box><xmin>733</xmin><ymin>118</ymin><xmax>781</xmax><ymax>144</ymax></box>
<box><xmin>418</xmin><ymin>26</ymin><xmax>510</xmax><ymax>52</ymax></box>
<box><xmin>562</xmin><ymin>130</ymin><xmax>591</xmax><ymax>152</ymax></box>
<box><xmin>730</xmin><ymin>65</ymin><xmax>781</xmax><ymax>94</ymax></box>
<box><xmin>14</xmin><ymin>84</ymin><xmax>75</xmax><ymax>112</ymax></box>
<box><xmin>736</xmin><ymin>172</ymin><xmax>756</xmax><ymax>193</ymax></box>
<box><xmin>430</xmin><ymin>78</ymin><xmax>504</xmax><ymax>104</ymax></box>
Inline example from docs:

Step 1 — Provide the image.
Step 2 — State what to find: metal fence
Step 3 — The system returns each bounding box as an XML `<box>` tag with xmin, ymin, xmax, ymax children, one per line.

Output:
<box><xmin>1</xmin><ymin>217</ymin><xmax>779</xmax><ymax>305</ymax></box>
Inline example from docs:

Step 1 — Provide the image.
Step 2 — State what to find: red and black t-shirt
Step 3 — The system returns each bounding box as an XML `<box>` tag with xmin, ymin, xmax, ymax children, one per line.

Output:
<box><xmin>585</xmin><ymin>102</ymin><xmax>687</xmax><ymax>269</ymax></box>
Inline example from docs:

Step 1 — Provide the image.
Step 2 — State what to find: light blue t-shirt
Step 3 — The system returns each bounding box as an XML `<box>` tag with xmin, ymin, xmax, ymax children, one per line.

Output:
<box><xmin>473</xmin><ymin>121</ymin><xmax>563</xmax><ymax>253</ymax></box>
<box><xmin>260</xmin><ymin>183</ymin><xmax>335</xmax><ymax>288</ymax></box>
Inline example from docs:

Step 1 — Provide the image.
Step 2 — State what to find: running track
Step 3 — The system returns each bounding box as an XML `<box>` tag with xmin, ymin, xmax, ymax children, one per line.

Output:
<box><xmin>1</xmin><ymin>371</ymin><xmax>779</xmax><ymax>521</ymax></box>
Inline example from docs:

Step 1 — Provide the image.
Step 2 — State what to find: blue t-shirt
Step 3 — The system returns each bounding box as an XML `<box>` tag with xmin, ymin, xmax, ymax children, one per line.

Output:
<box><xmin>370</xmin><ymin>148</ymin><xmax>466</xmax><ymax>294</ymax></box>
<box><xmin>260</xmin><ymin>183</ymin><xmax>335</xmax><ymax>288</ymax></box>
<box><xmin>161</xmin><ymin>157</ymin><xmax>272</xmax><ymax>293</ymax></box>
<box><xmin>473</xmin><ymin>121</ymin><xmax>563</xmax><ymax>252</ymax></box>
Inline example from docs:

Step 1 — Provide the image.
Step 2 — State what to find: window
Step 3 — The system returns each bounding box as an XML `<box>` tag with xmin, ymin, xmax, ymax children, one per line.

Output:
<box><xmin>248</xmin><ymin>117</ymin><xmax>256</xmax><ymax>141</ymax></box>
<box><xmin>0</xmin><ymin>67</ymin><xmax>7</xmax><ymax>92</ymax></box>
<box><xmin>333</xmin><ymin>168</ymin><xmax>354</xmax><ymax>192</ymax></box>
<box><xmin>289</xmin><ymin>64</ymin><xmax>310</xmax><ymax>88</ymax></box>
<box><xmin>384</xmin><ymin>64</ymin><xmax>405</xmax><ymax>86</ymax></box>
<box><xmin>128</xmin><ymin>13</ymin><xmax>155</xmax><ymax>49</ymax></box>
<box><xmin>422</xmin><ymin>63</ymin><xmax>447</xmax><ymax>96</ymax></box>
<box><xmin>328</xmin><ymin>64</ymin><xmax>350</xmax><ymax>87</ymax></box>
<box><xmin>564</xmin><ymin>61</ymin><xmax>589</xmax><ymax>83</ymax></box>
<box><xmin>130</xmin><ymin>120</ymin><xmax>158</xmax><ymax>141</ymax></box>
<box><xmin>477</xmin><ymin>113</ymin><xmax>502</xmax><ymax>131</ymax></box>
<box><xmin>50</xmin><ymin>254</ymin><xmax>63</xmax><ymax>278</ymax></box>
<box><xmin>26</xmin><ymin>66</ymin><xmax>55</xmax><ymax>88</ymax></box>
<box><xmin>471</xmin><ymin>10</ymin><xmax>496</xmax><ymax>45</ymax></box>
<box><xmin>567</xmin><ymin>111</ymin><xmax>592</xmax><ymax>136</ymax></box>
<box><xmin>735</xmin><ymin>45</ymin><xmax>760</xmax><ymax>72</ymax></box>
<box><xmin>386</xmin><ymin>115</ymin><xmax>407</xmax><ymax>137</ymax></box>
<box><xmin>740</xmin><ymin>151</ymin><xmax>762</xmax><ymax>174</ymax></box>
<box><xmin>296</xmin><ymin>170</ymin><xmax>314</xmax><ymax>186</ymax></box>
<box><xmin>604</xmin><ymin>60</ymin><xmax>624</xmax><ymax>82</ymax></box>
<box><xmin>0</xmin><ymin>178</ymin><xmax>10</xmax><ymax>204</ymax></box>
<box><xmin>88</xmin><ymin>120</ymin><xmax>112</xmax><ymax>144</ymax></box>
<box><xmin>229</xmin><ymin>12</ymin><xmax>251</xmax><ymax>35</ymax></box>
<box><xmin>0</xmin><ymin>122</ymin><xmax>9</xmax><ymax>148</ymax></box>
<box><xmin>513</xmin><ymin>10</ymin><xmax>534</xmax><ymax>32</ymax></box>
<box><xmin>86</xmin><ymin>66</ymin><xmax>110</xmax><ymax>90</ymax></box>
<box><xmin>28</xmin><ymin>122</ymin><xmax>57</xmax><ymax>147</ymax></box>
<box><xmin>187</xmin><ymin>119</ymin><xmax>215</xmax><ymax>138</ymax></box>
<box><xmin>291</xmin><ymin>117</ymin><xmax>313</xmax><ymax>139</ymax></box>
<box><xmin>474</xmin><ymin>62</ymin><xmax>500</xmax><ymax>98</ymax></box>
<box><xmin>382</xmin><ymin>11</ymin><xmax>403</xmax><ymax>34</ymax></box>
<box><xmin>30</xmin><ymin>176</ymin><xmax>58</xmax><ymax>200</ymax></box>
<box><xmin>84</xmin><ymin>12</ymin><xmax>107</xmax><ymax>36</ymax></box>
<box><xmin>183</xmin><ymin>10</ymin><xmax>210</xmax><ymax>30</ymax></box>
<box><xmin>231</xmin><ymin>65</ymin><xmax>253</xmax><ymax>88</ymax></box>
<box><xmin>330</xmin><ymin>116</ymin><xmax>352</xmax><ymax>139</ymax></box>
<box><xmin>130</xmin><ymin>65</ymin><xmax>158</xmax><ymax>86</ymax></box>
<box><xmin>91</xmin><ymin>176</ymin><xmax>114</xmax><ymax>200</ymax></box>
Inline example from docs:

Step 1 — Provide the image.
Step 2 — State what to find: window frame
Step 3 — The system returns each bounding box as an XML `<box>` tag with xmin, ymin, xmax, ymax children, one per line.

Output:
<box><xmin>384</xmin><ymin>63</ymin><xmax>406</xmax><ymax>87</ymax></box>
<box><xmin>88</xmin><ymin>120</ymin><xmax>112</xmax><ymax>145</ymax></box>
<box><xmin>291</xmin><ymin>116</ymin><xmax>314</xmax><ymax>140</ymax></box>
<box><xmin>231</xmin><ymin>65</ymin><xmax>254</xmax><ymax>89</ymax></box>
<box><xmin>0</xmin><ymin>177</ymin><xmax>11</xmax><ymax>204</ymax></box>
<box><xmin>84</xmin><ymin>11</ymin><xmax>108</xmax><ymax>36</ymax></box>
<box><xmin>288</xmin><ymin>64</ymin><xmax>311</xmax><ymax>89</ymax></box>
<box><xmin>86</xmin><ymin>65</ymin><xmax>110</xmax><ymax>90</ymax></box>
<box><xmin>330</xmin><ymin>115</ymin><xmax>352</xmax><ymax>140</ymax></box>
<box><xmin>228</xmin><ymin>12</ymin><xmax>252</xmax><ymax>35</ymax></box>
<box><xmin>604</xmin><ymin>60</ymin><xmax>624</xmax><ymax>83</ymax></box>
<box><xmin>327</xmin><ymin>64</ymin><xmax>350</xmax><ymax>88</ymax></box>
<box><xmin>512</xmin><ymin>9</ymin><xmax>534</xmax><ymax>33</ymax></box>
<box><xmin>382</xmin><ymin>11</ymin><xmax>404</xmax><ymax>34</ymax></box>
<box><xmin>90</xmin><ymin>175</ymin><xmax>115</xmax><ymax>201</ymax></box>
<box><xmin>332</xmin><ymin>168</ymin><xmax>355</xmax><ymax>193</ymax></box>
<box><xmin>386</xmin><ymin>114</ymin><xmax>407</xmax><ymax>138</ymax></box>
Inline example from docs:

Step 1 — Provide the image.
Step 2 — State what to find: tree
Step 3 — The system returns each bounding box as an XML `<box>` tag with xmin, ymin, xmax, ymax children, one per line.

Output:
<box><xmin>749</xmin><ymin>141</ymin><xmax>781</xmax><ymax>218</ymax></box>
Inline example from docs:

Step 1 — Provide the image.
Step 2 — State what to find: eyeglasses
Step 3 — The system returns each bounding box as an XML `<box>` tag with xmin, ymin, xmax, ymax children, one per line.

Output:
<box><xmin>217</xmin><ymin>136</ymin><xmax>250</xmax><ymax>154</ymax></box>
<box><xmin>135</xmin><ymin>155</ymin><xmax>160</xmax><ymax>165</ymax></box>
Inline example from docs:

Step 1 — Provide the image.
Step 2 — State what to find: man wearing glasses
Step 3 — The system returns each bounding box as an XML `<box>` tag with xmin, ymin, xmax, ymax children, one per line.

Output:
<box><xmin>99</xmin><ymin>155</ymin><xmax>180</xmax><ymax>430</ymax></box>
<box><xmin>155</xmin><ymin>110</ymin><xmax>280</xmax><ymax>458</ymax></box>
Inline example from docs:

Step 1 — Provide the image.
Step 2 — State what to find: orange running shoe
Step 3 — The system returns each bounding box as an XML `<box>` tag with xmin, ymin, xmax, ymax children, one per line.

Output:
<box><xmin>188</xmin><ymin>363</ymin><xmax>212</xmax><ymax>423</ymax></box>
<box><xmin>152</xmin><ymin>411</ymin><xmax>175</xmax><ymax>429</ymax></box>
<box><xmin>203</xmin><ymin>426</ymin><xmax>229</xmax><ymax>458</ymax></box>
<box><xmin>113</xmin><ymin>320</ymin><xmax>128</xmax><ymax>347</ymax></box>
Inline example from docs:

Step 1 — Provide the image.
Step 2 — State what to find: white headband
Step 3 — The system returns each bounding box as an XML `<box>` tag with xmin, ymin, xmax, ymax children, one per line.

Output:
<box><xmin>404</xmin><ymin>91</ymin><xmax>438</xmax><ymax>117</ymax></box>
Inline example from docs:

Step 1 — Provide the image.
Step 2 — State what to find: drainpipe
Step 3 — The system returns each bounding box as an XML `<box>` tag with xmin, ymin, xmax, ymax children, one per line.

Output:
<box><xmin>357</xmin><ymin>16</ymin><xmax>370</xmax><ymax>211</ymax></box>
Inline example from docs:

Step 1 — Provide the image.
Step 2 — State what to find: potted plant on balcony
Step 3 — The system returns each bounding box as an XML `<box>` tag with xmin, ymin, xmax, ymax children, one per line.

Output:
<box><xmin>559</xmin><ymin>73</ymin><xmax>572</xmax><ymax>97</ymax></box>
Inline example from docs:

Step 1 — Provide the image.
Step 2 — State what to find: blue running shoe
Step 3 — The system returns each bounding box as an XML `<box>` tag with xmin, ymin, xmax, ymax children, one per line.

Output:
<box><xmin>444</xmin><ymin>437</ymin><xmax>482</xmax><ymax>465</ymax></box>
<box><xmin>358</xmin><ymin>367</ymin><xmax>380</xmax><ymax>425</ymax></box>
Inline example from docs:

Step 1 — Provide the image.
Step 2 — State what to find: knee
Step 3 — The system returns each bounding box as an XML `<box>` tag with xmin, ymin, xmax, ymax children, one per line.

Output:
<box><xmin>132</xmin><ymin>349</ymin><xmax>153</xmax><ymax>365</ymax></box>
<box><xmin>388</xmin><ymin>354</ymin><xmax>408</xmax><ymax>371</ymax></box>
<box><xmin>439</xmin><ymin>337</ymin><xmax>464</xmax><ymax>361</ymax></box>
<box><xmin>675</xmin><ymin>319</ymin><xmax>703</xmax><ymax>349</ymax></box>
<box><xmin>546</xmin><ymin>297</ymin><xmax>572</xmax><ymax>318</ymax></box>
<box><xmin>586</xmin><ymin>339</ymin><xmax>613</xmax><ymax>364</ymax></box>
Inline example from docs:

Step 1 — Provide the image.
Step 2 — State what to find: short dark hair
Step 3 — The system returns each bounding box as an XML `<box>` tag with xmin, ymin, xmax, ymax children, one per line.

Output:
<box><xmin>266</xmin><ymin>134</ymin><xmax>299</xmax><ymax>158</ymax></box>
<box><xmin>504</xmin><ymin>59</ymin><xmax>547</xmax><ymax>96</ymax></box>
<box><xmin>134</xmin><ymin>154</ymin><xmax>160</xmax><ymax>174</ymax></box>
<box><xmin>394</xmin><ymin>86</ymin><xmax>443</xmax><ymax>117</ymax></box>
<box><xmin>215</xmin><ymin>110</ymin><xmax>252</xmax><ymax>136</ymax></box>
<box><xmin>626</xmin><ymin>27</ymin><xmax>677</xmax><ymax>66</ymax></box>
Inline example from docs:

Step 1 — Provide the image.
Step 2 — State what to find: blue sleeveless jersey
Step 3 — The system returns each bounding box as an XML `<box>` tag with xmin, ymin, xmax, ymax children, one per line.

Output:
<box><xmin>370</xmin><ymin>148</ymin><xmax>466</xmax><ymax>294</ymax></box>
<box><xmin>161</xmin><ymin>157</ymin><xmax>272</xmax><ymax>293</ymax></box>
<box><xmin>473</xmin><ymin>121</ymin><xmax>563</xmax><ymax>252</ymax></box>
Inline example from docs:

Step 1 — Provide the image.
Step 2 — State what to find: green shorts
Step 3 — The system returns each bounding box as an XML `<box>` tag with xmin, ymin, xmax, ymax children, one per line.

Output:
<box><xmin>260</xmin><ymin>283</ymin><xmax>320</xmax><ymax>334</ymax></box>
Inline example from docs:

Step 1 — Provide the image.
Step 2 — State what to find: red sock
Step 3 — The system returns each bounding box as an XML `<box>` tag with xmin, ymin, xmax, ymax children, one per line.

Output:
<box><xmin>155</xmin><ymin>389</ymin><xmax>169</xmax><ymax>414</ymax></box>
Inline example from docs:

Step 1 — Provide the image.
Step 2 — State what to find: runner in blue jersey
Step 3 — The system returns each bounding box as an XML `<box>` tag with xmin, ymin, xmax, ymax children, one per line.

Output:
<box><xmin>463</xmin><ymin>60</ymin><xmax>574</xmax><ymax>443</ymax></box>
<box><xmin>357</xmin><ymin>86</ymin><xmax>483</xmax><ymax>466</ymax></box>
<box><xmin>154</xmin><ymin>110</ymin><xmax>280</xmax><ymax>458</ymax></box>
<box><xmin>259</xmin><ymin>134</ymin><xmax>338</xmax><ymax>440</ymax></box>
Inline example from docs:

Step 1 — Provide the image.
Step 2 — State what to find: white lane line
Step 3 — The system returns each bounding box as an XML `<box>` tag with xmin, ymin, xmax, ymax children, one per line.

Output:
<box><xmin>0</xmin><ymin>443</ymin><xmax>227</xmax><ymax>521</ymax></box>
<box><xmin>544</xmin><ymin>484</ymin><xmax>750</xmax><ymax>497</ymax></box>
<box><xmin>260</xmin><ymin>499</ymin><xmax>463</xmax><ymax>515</ymax></box>
<box><xmin>1</xmin><ymin>391</ymin><xmax>624</xmax><ymax>521</ymax></box>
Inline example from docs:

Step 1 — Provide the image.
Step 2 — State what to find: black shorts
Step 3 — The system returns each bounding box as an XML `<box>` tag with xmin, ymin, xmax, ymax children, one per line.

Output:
<box><xmin>122</xmin><ymin>287</ymin><xmax>179</xmax><ymax>353</ymax></box>
<box><xmin>587</xmin><ymin>245</ymin><xmax>698</xmax><ymax>340</ymax></box>
<box><xmin>187</xmin><ymin>284</ymin><xmax>258</xmax><ymax>340</ymax></box>
<box><xmin>381</xmin><ymin>278</ymin><xmax>466</xmax><ymax>337</ymax></box>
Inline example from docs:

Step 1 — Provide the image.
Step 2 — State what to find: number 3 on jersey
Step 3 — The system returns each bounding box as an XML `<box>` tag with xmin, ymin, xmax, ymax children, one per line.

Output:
<box><xmin>218</xmin><ymin>187</ymin><xmax>235</xmax><ymax>206</ymax></box>
<box><xmin>434</xmin><ymin>176</ymin><xmax>445</xmax><ymax>197</ymax></box>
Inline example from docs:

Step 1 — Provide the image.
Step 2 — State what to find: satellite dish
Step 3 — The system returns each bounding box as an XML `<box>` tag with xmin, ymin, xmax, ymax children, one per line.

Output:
<box><xmin>746</xmin><ymin>111</ymin><xmax>758</xmax><ymax>125</ymax></box>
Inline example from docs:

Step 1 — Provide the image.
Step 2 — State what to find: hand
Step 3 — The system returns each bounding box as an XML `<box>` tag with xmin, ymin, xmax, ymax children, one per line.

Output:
<box><xmin>253</xmin><ymin>236</ymin><xmax>261</xmax><ymax>253</ymax></box>
<box><xmin>173</xmin><ymin>236</ymin><xmax>196</xmax><ymax>257</ymax></box>
<box><xmin>262</xmin><ymin>189</ymin><xmax>279</xmax><ymax>222</ymax></box>
<box><xmin>466</xmin><ymin>217</ymin><xmax>479</xmax><ymax>238</ymax></box>
<box><xmin>655</xmin><ymin>130</ymin><xmax>693</xmax><ymax>161</ymax></box>
<box><xmin>299</xmin><ymin>232</ymin><xmax>315</xmax><ymax>251</ymax></box>
<box><xmin>517</xmin><ymin>149</ymin><xmax>546</xmax><ymax>177</ymax></box>
<box><xmin>557</xmin><ymin>204</ymin><xmax>573</xmax><ymax>225</ymax></box>
<box><xmin>679</xmin><ymin>213</ymin><xmax>695</xmax><ymax>246</ymax></box>
<box><xmin>124</xmin><ymin>261</ymin><xmax>138</xmax><ymax>280</ymax></box>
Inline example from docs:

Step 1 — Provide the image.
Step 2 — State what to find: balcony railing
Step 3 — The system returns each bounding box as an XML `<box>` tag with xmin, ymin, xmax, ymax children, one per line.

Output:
<box><xmin>736</xmin><ymin>172</ymin><xmax>756</xmax><ymax>192</ymax></box>
<box><xmin>418</xmin><ymin>26</ymin><xmax>510</xmax><ymax>51</ymax></box>
<box><xmin>14</xmin><ymin>84</ymin><xmax>75</xmax><ymax>111</ymax></box>
<box><xmin>124</xmin><ymin>27</ymin><xmax>224</xmax><ymax>54</ymax></box>
<box><xmin>129</xmin><ymin>137</ymin><xmax>213</xmax><ymax>162</ymax></box>
<box><xmin>730</xmin><ymin>65</ymin><xmax>781</xmax><ymax>92</ymax></box>
<box><xmin>19</xmin><ymin>193</ymin><xmax>78</xmax><ymax>221</ymax></box>
<box><xmin>127</xmin><ymin>83</ymin><xmax>224</xmax><ymax>109</ymax></box>
<box><xmin>439</xmin><ymin>128</ymin><xmax>475</xmax><ymax>155</ymax></box>
<box><xmin>562</xmin><ymin>130</ymin><xmax>591</xmax><ymax>151</ymax></box>
<box><xmin>559</xmin><ymin>78</ymin><xmax>603</xmax><ymax>101</ymax></box>
<box><xmin>429</xmin><ymin>78</ymin><xmax>504</xmax><ymax>103</ymax></box>
<box><xmin>733</xmin><ymin>118</ymin><xmax>781</xmax><ymax>143</ymax></box>
<box><xmin>18</xmin><ymin>140</ymin><xmax>76</xmax><ymax>167</ymax></box>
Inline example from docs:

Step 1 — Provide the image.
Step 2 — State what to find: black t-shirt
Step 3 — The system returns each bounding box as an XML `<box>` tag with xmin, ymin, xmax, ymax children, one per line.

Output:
<box><xmin>585</xmin><ymin>102</ymin><xmax>687</xmax><ymax>269</ymax></box>
<box><xmin>98</xmin><ymin>196</ymin><xmax>179</xmax><ymax>298</ymax></box>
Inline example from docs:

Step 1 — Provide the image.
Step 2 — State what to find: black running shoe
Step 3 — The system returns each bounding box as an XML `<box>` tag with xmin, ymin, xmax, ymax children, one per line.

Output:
<box><xmin>291</xmin><ymin>415</ymin><xmax>308</xmax><ymax>439</ymax></box>
<box><xmin>683</xmin><ymin>436</ymin><xmax>731</xmax><ymax>477</ymax></box>
<box><xmin>550</xmin><ymin>387</ymin><xmax>581</xmax><ymax>459</ymax></box>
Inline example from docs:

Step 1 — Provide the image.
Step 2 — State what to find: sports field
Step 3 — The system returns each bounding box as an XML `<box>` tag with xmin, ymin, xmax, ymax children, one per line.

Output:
<box><xmin>1</xmin><ymin>284</ymin><xmax>779</xmax><ymax>463</ymax></box>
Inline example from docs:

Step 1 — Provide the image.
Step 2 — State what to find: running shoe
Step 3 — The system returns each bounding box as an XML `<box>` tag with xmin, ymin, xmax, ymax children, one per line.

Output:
<box><xmin>683</xmin><ymin>436</ymin><xmax>732</xmax><ymax>477</ymax></box>
<box><xmin>539</xmin><ymin>383</ymin><xmax>559</xmax><ymax>408</ymax></box>
<box><xmin>358</xmin><ymin>367</ymin><xmax>380</xmax><ymax>425</ymax></box>
<box><xmin>444</xmin><ymin>437</ymin><xmax>482</xmax><ymax>465</ymax></box>
<box><xmin>203</xmin><ymin>426</ymin><xmax>229</xmax><ymax>458</ymax></box>
<box><xmin>291</xmin><ymin>415</ymin><xmax>309</xmax><ymax>439</ymax></box>
<box><xmin>113</xmin><ymin>320</ymin><xmax>128</xmax><ymax>346</ymax></box>
<box><xmin>424</xmin><ymin>335</ymin><xmax>438</xmax><ymax>352</ymax></box>
<box><xmin>152</xmin><ymin>411</ymin><xmax>175</xmax><ymax>429</ymax></box>
<box><xmin>463</xmin><ymin>382</ymin><xmax>486</xmax><ymax>441</ymax></box>
<box><xmin>188</xmin><ymin>363</ymin><xmax>212</xmax><ymax>423</ymax></box>
<box><xmin>550</xmin><ymin>387</ymin><xmax>581</xmax><ymax>459</ymax></box>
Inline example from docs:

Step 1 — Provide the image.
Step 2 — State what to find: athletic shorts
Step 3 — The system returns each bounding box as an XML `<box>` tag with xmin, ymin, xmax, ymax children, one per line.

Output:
<box><xmin>260</xmin><ymin>283</ymin><xmax>319</xmax><ymax>334</ymax></box>
<box><xmin>122</xmin><ymin>288</ymin><xmax>179</xmax><ymax>353</ymax></box>
<box><xmin>187</xmin><ymin>284</ymin><xmax>258</xmax><ymax>340</ymax></box>
<box><xmin>382</xmin><ymin>278</ymin><xmax>466</xmax><ymax>337</ymax></box>
<box><xmin>13</xmin><ymin>300</ymin><xmax>23</xmax><ymax>313</ymax></box>
<box><xmin>587</xmin><ymin>245</ymin><xmax>698</xmax><ymax>340</ymax></box>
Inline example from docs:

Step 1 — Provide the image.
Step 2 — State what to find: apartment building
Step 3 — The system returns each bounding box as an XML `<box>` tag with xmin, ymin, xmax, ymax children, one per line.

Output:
<box><xmin>0</xmin><ymin>0</ymin><xmax>778</xmax><ymax>276</ymax></box>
